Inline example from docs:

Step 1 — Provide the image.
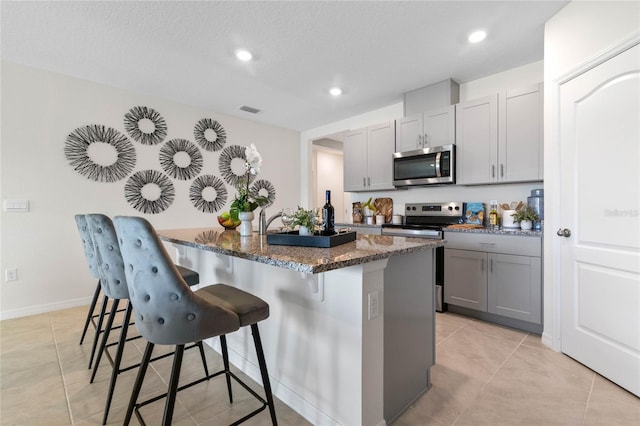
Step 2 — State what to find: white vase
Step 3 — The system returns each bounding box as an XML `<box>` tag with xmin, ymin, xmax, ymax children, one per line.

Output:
<box><xmin>298</xmin><ymin>225</ymin><xmax>312</xmax><ymax>236</ymax></box>
<box><xmin>520</xmin><ymin>220</ymin><xmax>533</xmax><ymax>231</ymax></box>
<box><xmin>238</xmin><ymin>211</ymin><xmax>254</xmax><ymax>236</ymax></box>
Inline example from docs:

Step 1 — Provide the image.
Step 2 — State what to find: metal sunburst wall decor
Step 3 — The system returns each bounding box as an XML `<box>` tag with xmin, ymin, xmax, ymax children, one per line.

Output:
<box><xmin>190</xmin><ymin>175</ymin><xmax>228</xmax><ymax>213</ymax></box>
<box><xmin>64</xmin><ymin>124</ymin><xmax>136</xmax><ymax>182</ymax></box>
<box><xmin>124</xmin><ymin>106</ymin><xmax>168</xmax><ymax>146</ymax></box>
<box><xmin>159</xmin><ymin>139</ymin><xmax>203</xmax><ymax>180</ymax></box>
<box><xmin>218</xmin><ymin>144</ymin><xmax>253</xmax><ymax>187</ymax></box>
<box><xmin>251</xmin><ymin>179</ymin><xmax>276</xmax><ymax>207</ymax></box>
<box><xmin>194</xmin><ymin>118</ymin><xmax>227</xmax><ymax>151</ymax></box>
<box><xmin>124</xmin><ymin>169</ymin><xmax>175</xmax><ymax>214</ymax></box>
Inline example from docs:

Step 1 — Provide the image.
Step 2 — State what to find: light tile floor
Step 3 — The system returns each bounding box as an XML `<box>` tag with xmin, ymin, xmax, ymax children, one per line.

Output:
<box><xmin>1</xmin><ymin>306</ymin><xmax>638</xmax><ymax>425</ymax></box>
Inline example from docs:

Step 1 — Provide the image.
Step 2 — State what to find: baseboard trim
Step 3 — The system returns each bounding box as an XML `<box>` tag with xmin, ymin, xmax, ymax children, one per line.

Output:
<box><xmin>0</xmin><ymin>296</ymin><xmax>93</xmax><ymax>320</ymax></box>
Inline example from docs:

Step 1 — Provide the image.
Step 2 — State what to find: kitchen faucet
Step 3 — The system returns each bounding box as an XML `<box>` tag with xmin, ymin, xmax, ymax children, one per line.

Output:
<box><xmin>259</xmin><ymin>207</ymin><xmax>282</xmax><ymax>235</ymax></box>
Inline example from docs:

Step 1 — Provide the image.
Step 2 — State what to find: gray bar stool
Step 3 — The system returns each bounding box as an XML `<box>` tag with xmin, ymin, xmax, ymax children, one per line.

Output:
<box><xmin>86</xmin><ymin>214</ymin><xmax>206</xmax><ymax>425</ymax></box>
<box><xmin>114</xmin><ymin>216</ymin><xmax>277</xmax><ymax>426</ymax></box>
<box><xmin>75</xmin><ymin>214</ymin><xmax>113</xmax><ymax>369</ymax></box>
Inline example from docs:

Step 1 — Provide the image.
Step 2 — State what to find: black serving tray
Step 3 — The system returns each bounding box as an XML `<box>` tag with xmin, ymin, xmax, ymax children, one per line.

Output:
<box><xmin>266</xmin><ymin>230</ymin><xmax>356</xmax><ymax>248</ymax></box>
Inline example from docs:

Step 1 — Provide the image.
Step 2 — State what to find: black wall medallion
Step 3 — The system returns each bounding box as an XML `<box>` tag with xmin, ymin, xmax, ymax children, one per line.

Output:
<box><xmin>159</xmin><ymin>138</ymin><xmax>203</xmax><ymax>180</ymax></box>
<box><xmin>190</xmin><ymin>175</ymin><xmax>228</xmax><ymax>213</ymax></box>
<box><xmin>124</xmin><ymin>106</ymin><xmax>168</xmax><ymax>146</ymax></box>
<box><xmin>194</xmin><ymin>118</ymin><xmax>227</xmax><ymax>151</ymax></box>
<box><xmin>124</xmin><ymin>169</ymin><xmax>175</xmax><ymax>214</ymax></box>
<box><xmin>250</xmin><ymin>179</ymin><xmax>276</xmax><ymax>207</ymax></box>
<box><xmin>64</xmin><ymin>124</ymin><xmax>136</xmax><ymax>182</ymax></box>
<box><xmin>218</xmin><ymin>144</ymin><xmax>253</xmax><ymax>187</ymax></box>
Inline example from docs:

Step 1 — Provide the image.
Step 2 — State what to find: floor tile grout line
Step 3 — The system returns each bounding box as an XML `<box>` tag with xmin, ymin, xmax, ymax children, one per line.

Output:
<box><xmin>50</xmin><ymin>313</ymin><xmax>75</xmax><ymax>426</ymax></box>
<box><xmin>451</xmin><ymin>331</ymin><xmax>528</xmax><ymax>426</ymax></box>
<box><xmin>581</xmin><ymin>372</ymin><xmax>597</xmax><ymax>425</ymax></box>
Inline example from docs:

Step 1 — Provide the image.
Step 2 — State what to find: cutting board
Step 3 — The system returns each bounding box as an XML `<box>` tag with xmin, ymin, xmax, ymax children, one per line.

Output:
<box><xmin>374</xmin><ymin>198</ymin><xmax>393</xmax><ymax>223</ymax></box>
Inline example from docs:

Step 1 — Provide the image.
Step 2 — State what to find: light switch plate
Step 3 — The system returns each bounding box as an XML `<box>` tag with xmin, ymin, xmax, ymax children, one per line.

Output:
<box><xmin>3</xmin><ymin>199</ymin><xmax>30</xmax><ymax>212</ymax></box>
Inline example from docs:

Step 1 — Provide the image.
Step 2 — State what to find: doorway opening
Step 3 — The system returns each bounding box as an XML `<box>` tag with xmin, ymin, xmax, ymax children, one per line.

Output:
<box><xmin>311</xmin><ymin>132</ymin><xmax>347</xmax><ymax>223</ymax></box>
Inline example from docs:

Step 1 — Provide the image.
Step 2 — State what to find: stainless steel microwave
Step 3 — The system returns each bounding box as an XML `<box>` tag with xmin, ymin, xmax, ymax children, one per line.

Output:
<box><xmin>393</xmin><ymin>144</ymin><xmax>455</xmax><ymax>187</ymax></box>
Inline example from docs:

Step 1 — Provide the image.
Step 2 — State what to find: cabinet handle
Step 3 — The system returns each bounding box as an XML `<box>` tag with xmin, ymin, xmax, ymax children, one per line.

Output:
<box><xmin>363</xmin><ymin>177</ymin><xmax>366</xmax><ymax>188</ymax></box>
<box><xmin>479</xmin><ymin>242</ymin><xmax>496</xmax><ymax>247</ymax></box>
<box><xmin>492</xmin><ymin>165</ymin><xmax>496</xmax><ymax>178</ymax></box>
<box><xmin>418</xmin><ymin>134</ymin><xmax>422</xmax><ymax>147</ymax></box>
<box><xmin>367</xmin><ymin>177</ymin><xmax>371</xmax><ymax>187</ymax></box>
<box><xmin>500</xmin><ymin>164</ymin><xmax>504</xmax><ymax>177</ymax></box>
<box><xmin>423</xmin><ymin>133</ymin><xmax>428</xmax><ymax>147</ymax></box>
<box><xmin>490</xmin><ymin>259</ymin><xmax>494</xmax><ymax>273</ymax></box>
<box><xmin>481</xmin><ymin>258</ymin><xmax>485</xmax><ymax>271</ymax></box>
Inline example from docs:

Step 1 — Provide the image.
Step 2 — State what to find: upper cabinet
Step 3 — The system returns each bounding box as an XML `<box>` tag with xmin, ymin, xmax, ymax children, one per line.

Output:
<box><xmin>456</xmin><ymin>83</ymin><xmax>543</xmax><ymax>185</ymax></box>
<box><xmin>395</xmin><ymin>105</ymin><xmax>456</xmax><ymax>152</ymax></box>
<box><xmin>344</xmin><ymin>121</ymin><xmax>396</xmax><ymax>192</ymax></box>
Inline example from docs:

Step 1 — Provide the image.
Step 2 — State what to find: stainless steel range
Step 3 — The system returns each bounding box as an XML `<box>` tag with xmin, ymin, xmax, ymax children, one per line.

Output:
<box><xmin>381</xmin><ymin>202</ymin><xmax>464</xmax><ymax>311</ymax></box>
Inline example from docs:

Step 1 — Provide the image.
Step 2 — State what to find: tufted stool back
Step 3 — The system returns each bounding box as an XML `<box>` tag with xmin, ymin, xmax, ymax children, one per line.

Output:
<box><xmin>75</xmin><ymin>214</ymin><xmax>101</xmax><ymax>279</ymax></box>
<box><xmin>86</xmin><ymin>214</ymin><xmax>130</xmax><ymax>301</ymax></box>
<box><xmin>114</xmin><ymin>216</ymin><xmax>240</xmax><ymax>345</ymax></box>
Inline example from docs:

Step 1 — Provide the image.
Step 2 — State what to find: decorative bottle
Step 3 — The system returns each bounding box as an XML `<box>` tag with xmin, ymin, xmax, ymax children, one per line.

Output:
<box><xmin>322</xmin><ymin>190</ymin><xmax>335</xmax><ymax>236</ymax></box>
<box><xmin>489</xmin><ymin>200</ymin><xmax>499</xmax><ymax>230</ymax></box>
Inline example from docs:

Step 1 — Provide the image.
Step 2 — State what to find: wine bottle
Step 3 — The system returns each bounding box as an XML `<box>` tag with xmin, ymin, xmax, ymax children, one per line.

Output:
<box><xmin>322</xmin><ymin>190</ymin><xmax>335</xmax><ymax>236</ymax></box>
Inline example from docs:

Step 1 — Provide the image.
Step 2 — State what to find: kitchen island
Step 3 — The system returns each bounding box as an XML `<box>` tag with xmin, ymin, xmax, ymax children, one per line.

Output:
<box><xmin>159</xmin><ymin>228</ymin><xmax>444</xmax><ymax>426</ymax></box>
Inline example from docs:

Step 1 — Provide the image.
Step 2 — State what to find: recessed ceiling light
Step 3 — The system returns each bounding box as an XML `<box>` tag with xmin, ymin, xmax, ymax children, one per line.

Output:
<box><xmin>468</xmin><ymin>30</ymin><xmax>487</xmax><ymax>44</ymax></box>
<box><xmin>329</xmin><ymin>87</ymin><xmax>342</xmax><ymax>96</ymax></box>
<box><xmin>235</xmin><ymin>49</ymin><xmax>253</xmax><ymax>61</ymax></box>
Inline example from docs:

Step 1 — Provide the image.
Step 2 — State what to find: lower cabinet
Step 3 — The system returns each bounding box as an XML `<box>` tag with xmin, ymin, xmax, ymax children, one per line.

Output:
<box><xmin>444</xmin><ymin>232</ymin><xmax>542</xmax><ymax>328</ymax></box>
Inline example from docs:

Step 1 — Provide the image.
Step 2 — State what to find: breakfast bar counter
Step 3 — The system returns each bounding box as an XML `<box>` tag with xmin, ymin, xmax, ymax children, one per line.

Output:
<box><xmin>159</xmin><ymin>228</ymin><xmax>444</xmax><ymax>426</ymax></box>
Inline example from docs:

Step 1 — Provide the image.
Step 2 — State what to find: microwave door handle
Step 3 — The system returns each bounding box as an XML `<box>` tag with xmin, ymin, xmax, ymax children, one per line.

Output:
<box><xmin>435</xmin><ymin>152</ymin><xmax>441</xmax><ymax>177</ymax></box>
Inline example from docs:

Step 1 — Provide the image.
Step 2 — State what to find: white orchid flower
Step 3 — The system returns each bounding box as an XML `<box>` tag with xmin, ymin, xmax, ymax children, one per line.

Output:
<box><xmin>245</xmin><ymin>144</ymin><xmax>262</xmax><ymax>175</ymax></box>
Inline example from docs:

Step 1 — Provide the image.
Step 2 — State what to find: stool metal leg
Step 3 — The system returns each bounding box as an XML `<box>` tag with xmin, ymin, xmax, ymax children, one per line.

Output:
<box><xmin>79</xmin><ymin>280</ymin><xmax>101</xmax><ymax>345</ymax></box>
<box><xmin>90</xmin><ymin>298</ymin><xmax>120</xmax><ymax>383</ymax></box>
<box><xmin>220</xmin><ymin>335</ymin><xmax>233</xmax><ymax>403</ymax></box>
<box><xmin>163</xmin><ymin>344</ymin><xmax>185</xmax><ymax>426</ymax></box>
<box><xmin>251</xmin><ymin>324</ymin><xmax>277</xmax><ymax>425</ymax></box>
<box><xmin>124</xmin><ymin>341</ymin><xmax>154</xmax><ymax>426</ymax></box>
<box><xmin>88</xmin><ymin>294</ymin><xmax>109</xmax><ymax>369</ymax></box>
<box><xmin>196</xmin><ymin>340</ymin><xmax>209</xmax><ymax>377</ymax></box>
<box><xmin>101</xmin><ymin>300</ymin><xmax>132</xmax><ymax>425</ymax></box>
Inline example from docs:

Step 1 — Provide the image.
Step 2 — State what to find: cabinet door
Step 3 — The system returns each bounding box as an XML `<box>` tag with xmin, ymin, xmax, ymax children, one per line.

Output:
<box><xmin>444</xmin><ymin>249</ymin><xmax>487</xmax><ymax>311</ymax></box>
<box><xmin>343</xmin><ymin>127</ymin><xmax>368</xmax><ymax>192</ymax></box>
<box><xmin>455</xmin><ymin>95</ymin><xmax>498</xmax><ymax>185</ymax></box>
<box><xmin>395</xmin><ymin>114</ymin><xmax>423</xmax><ymax>152</ymax></box>
<box><xmin>488</xmin><ymin>253</ymin><xmax>541</xmax><ymax>323</ymax></box>
<box><xmin>499</xmin><ymin>84</ymin><xmax>543</xmax><ymax>182</ymax></box>
<box><xmin>367</xmin><ymin>121</ymin><xmax>395</xmax><ymax>191</ymax></box>
<box><xmin>424</xmin><ymin>105</ymin><xmax>455</xmax><ymax>148</ymax></box>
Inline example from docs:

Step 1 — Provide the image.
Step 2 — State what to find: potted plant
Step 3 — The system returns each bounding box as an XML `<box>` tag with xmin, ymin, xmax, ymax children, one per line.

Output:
<box><xmin>362</xmin><ymin>197</ymin><xmax>376</xmax><ymax>224</ymax></box>
<box><xmin>291</xmin><ymin>206</ymin><xmax>316</xmax><ymax>235</ymax></box>
<box><xmin>511</xmin><ymin>205</ymin><xmax>539</xmax><ymax>230</ymax></box>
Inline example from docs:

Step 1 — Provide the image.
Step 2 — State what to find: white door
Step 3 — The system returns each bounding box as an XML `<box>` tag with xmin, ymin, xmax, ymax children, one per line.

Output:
<box><xmin>559</xmin><ymin>43</ymin><xmax>640</xmax><ymax>396</ymax></box>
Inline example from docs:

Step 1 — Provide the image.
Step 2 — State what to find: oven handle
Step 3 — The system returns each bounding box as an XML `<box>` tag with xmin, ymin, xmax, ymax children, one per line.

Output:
<box><xmin>435</xmin><ymin>152</ymin><xmax>442</xmax><ymax>177</ymax></box>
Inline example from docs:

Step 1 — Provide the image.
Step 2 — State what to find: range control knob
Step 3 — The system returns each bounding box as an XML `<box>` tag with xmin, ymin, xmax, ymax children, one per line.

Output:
<box><xmin>448</xmin><ymin>206</ymin><xmax>453</xmax><ymax>211</ymax></box>
<box><xmin>454</xmin><ymin>205</ymin><xmax>460</xmax><ymax>211</ymax></box>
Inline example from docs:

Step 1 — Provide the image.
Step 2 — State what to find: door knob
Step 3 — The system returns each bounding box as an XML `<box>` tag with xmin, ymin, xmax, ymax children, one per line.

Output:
<box><xmin>556</xmin><ymin>228</ymin><xmax>572</xmax><ymax>237</ymax></box>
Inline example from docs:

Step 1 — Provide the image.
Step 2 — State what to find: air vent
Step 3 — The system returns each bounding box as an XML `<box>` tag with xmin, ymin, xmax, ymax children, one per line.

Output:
<box><xmin>239</xmin><ymin>105</ymin><xmax>261</xmax><ymax>114</ymax></box>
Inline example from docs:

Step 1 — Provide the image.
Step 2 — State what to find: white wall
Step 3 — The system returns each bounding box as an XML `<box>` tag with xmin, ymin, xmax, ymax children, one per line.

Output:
<box><xmin>542</xmin><ymin>1</ymin><xmax>640</xmax><ymax>350</ymax></box>
<box><xmin>301</xmin><ymin>61</ymin><xmax>545</xmax><ymax>218</ymax></box>
<box><xmin>0</xmin><ymin>61</ymin><xmax>300</xmax><ymax>319</ymax></box>
<box><xmin>313</xmin><ymin>149</ymin><xmax>345</xmax><ymax>223</ymax></box>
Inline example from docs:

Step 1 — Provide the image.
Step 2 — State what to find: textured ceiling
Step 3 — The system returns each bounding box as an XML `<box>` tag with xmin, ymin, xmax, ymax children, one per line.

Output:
<box><xmin>1</xmin><ymin>1</ymin><xmax>568</xmax><ymax>131</ymax></box>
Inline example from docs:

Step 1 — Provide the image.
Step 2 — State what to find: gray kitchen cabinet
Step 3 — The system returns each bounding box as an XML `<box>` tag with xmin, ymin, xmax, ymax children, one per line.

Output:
<box><xmin>444</xmin><ymin>231</ymin><xmax>542</xmax><ymax>329</ymax></box>
<box><xmin>488</xmin><ymin>253</ymin><xmax>541</xmax><ymax>323</ymax></box>
<box><xmin>395</xmin><ymin>105</ymin><xmax>455</xmax><ymax>152</ymax></box>
<box><xmin>456</xmin><ymin>83</ymin><xmax>543</xmax><ymax>185</ymax></box>
<box><xmin>444</xmin><ymin>248</ymin><xmax>487</xmax><ymax>311</ymax></box>
<box><xmin>343</xmin><ymin>121</ymin><xmax>395</xmax><ymax>192</ymax></box>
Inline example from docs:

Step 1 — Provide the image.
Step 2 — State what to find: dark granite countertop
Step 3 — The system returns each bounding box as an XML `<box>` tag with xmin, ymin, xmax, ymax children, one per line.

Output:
<box><xmin>158</xmin><ymin>227</ymin><xmax>444</xmax><ymax>274</ymax></box>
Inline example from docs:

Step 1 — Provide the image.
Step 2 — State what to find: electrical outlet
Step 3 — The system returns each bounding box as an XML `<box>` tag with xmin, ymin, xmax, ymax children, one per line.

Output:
<box><xmin>5</xmin><ymin>268</ymin><xmax>17</xmax><ymax>282</ymax></box>
<box><xmin>368</xmin><ymin>291</ymin><xmax>379</xmax><ymax>320</ymax></box>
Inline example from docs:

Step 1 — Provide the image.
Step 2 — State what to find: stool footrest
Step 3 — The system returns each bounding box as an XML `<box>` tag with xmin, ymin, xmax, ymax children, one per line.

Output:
<box><xmin>133</xmin><ymin>367</ymin><xmax>268</xmax><ymax>425</ymax></box>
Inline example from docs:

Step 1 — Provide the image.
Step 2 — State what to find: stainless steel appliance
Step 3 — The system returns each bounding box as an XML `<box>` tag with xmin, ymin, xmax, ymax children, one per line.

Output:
<box><xmin>392</xmin><ymin>144</ymin><xmax>455</xmax><ymax>187</ymax></box>
<box><xmin>381</xmin><ymin>201</ymin><xmax>464</xmax><ymax>312</ymax></box>
<box><xmin>527</xmin><ymin>188</ymin><xmax>544</xmax><ymax>230</ymax></box>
